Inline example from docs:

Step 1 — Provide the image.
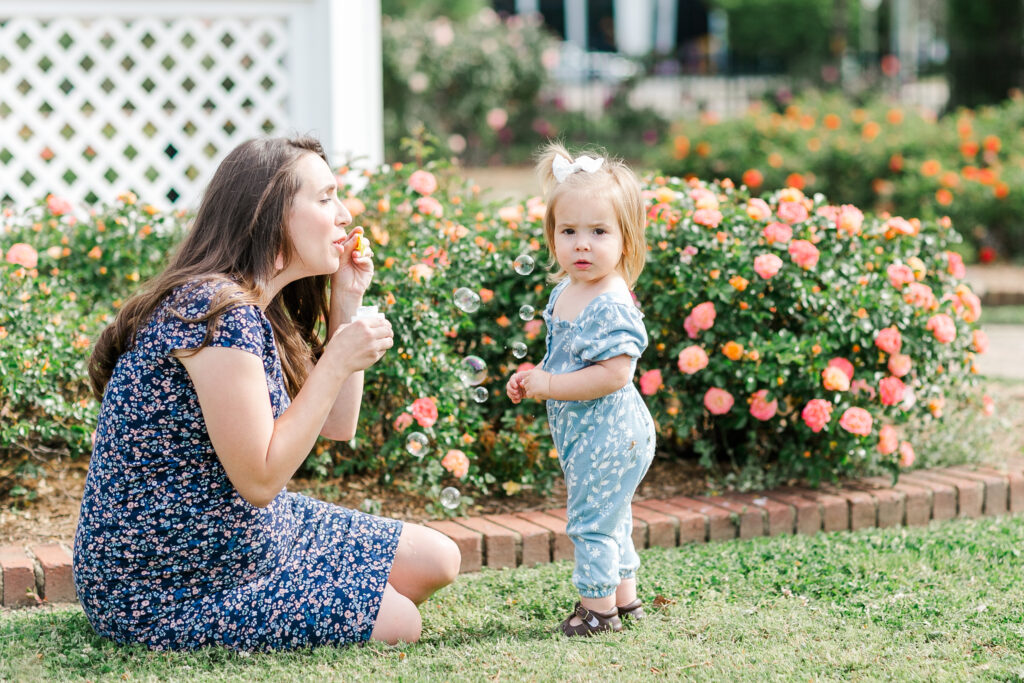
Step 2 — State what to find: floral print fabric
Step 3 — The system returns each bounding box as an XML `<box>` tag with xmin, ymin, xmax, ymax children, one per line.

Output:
<box><xmin>73</xmin><ymin>280</ymin><xmax>401</xmax><ymax>650</ymax></box>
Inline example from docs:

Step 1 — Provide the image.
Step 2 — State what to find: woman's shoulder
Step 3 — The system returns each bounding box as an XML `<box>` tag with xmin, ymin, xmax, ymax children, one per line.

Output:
<box><xmin>164</xmin><ymin>275</ymin><xmax>253</xmax><ymax>317</ymax></box>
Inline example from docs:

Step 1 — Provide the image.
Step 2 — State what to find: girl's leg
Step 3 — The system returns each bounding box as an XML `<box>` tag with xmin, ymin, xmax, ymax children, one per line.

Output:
<box><xmin>387</xmin><ymin>523</ymin><xmax>461</xmax><ymax>604</ymax></box>
<box><xmin>615</xmin><ymin>577</ymin><xmax>637</xmax><ymax>607</ymax></box>
<box><xmin>369</xmin><ymin>583</ymin><xmax>422</xmax><ymax>644</ymax></box>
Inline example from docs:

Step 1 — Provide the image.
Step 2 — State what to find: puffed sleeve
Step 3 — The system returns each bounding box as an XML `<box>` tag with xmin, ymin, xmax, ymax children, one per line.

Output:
<box><xmin>571</xmin><ymin>299</ymin><xmax>648</xmax><ymax>362</ymax></box>
<box><xmin>160</xmin><ymin>280</ymin><xmax>265</xmax><ymax>357</ymax></box>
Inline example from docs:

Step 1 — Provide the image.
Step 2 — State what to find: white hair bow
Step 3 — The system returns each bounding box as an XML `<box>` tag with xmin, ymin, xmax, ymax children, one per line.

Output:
<box><xmin>552</xmin><ymin>154</ymin><xmax>604</xmax><ymax>183</ymax></box>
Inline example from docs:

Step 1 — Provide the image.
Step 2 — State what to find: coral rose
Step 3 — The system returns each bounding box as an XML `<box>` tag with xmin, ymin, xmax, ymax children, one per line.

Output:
<box><xmin>414</xmin><ymin>196</ymin><xmax>443</xmax><ymax>218</ymax></box>
<box><xmin>836</xmin><ymin>204</ymin><xmax>864</xmax><ymax>236</ymax></box>
<box><xmin>677</xmin><ymin>345</ymin><xmax>709</xmax><ymax>374</ymax></box>
<box><xmin>753</xmin><ymin>253</ymin><xmax>783</xmax><ymax>279</ymax></box>
<box><xmin>683</xmin><ymin>301</ymin><xmax>716</xmax><ymax>339</ymax></box>
<box><xmin>393</xmin><ymin>412</ymin><xmax>414</xmax><ymax>432</ymax></box>
<box><xmin>887</xmin><ymin>353</ymin><xmax>912</xmax><ymax>377</ymax></box>
<box><xmin>704</xmin><ymin>388</ymin><xmax>734</xmax><ymax>415</ymax></box>
<box><xmin>838</xmin><ymin>407</ymin><xmax>873</xmax><ymax>436</ymax></box>
<box><xmin>946</xmin><ymin>251</ymin><xmax>966</xmax><ymax>279</ymax></box>
<box><xmin>46</xmin><ymin>194</ymin><xmax>73</xmax><ymax>216</ymax></box>
<box><xmin>801</xmin><ymin>399</ymin><xmax>833</xmax><ymax>432</ymax></box>
<box><xmin>722</xmin><ymin>341</ymin><xmax>744</xmax><ymax>361</ymax></box>
<box><xmin>762</xmin><ymin>222</ymin><xmax>793</xmax><ymax>244</ymax></box>
<box><xmin>903</xmin><ymin>282</ymin><xmax>937</xmax><ymax>310</ymax></box>
<box><xmin>877</xmin><ymin>424</ymin><xmax>898</xmax><ymax>455</ymax></box>
<box><xmin>749</xmin><ymin>390</ymin><xmax>778</xmax><ymax>421</ymax></box>
<box><xmin>788</xmin><ymin>239</ymin><xmax>820</xmax><ymax>269</ymax></box>
<box><xmin>972</xmin><ymin>329</ymin><xmax>989</xmax><ymax>354</ymax></box>
<box><xmin>898</xmin><ymin>442</ymin><xmax>915</xmax><ymax>468</ymax></box>
<box><xmin>5</xmin><ymin>243</ymin><xmax>38</xmax><ymax>269</ymax></box>
<box><xmin>639</xmin><ymin>369</ymin><xmax>662</xmax><ymax>396</ymax></box>
<box><xmin>822</xmin><ymin>366</ymin><xmax>850</xmax><ymax>392</ymax></box>
<box><xmin>926</xmin><ymin>314</ymin><xmax>956</xmax><ymax>343</ymax></box>
<box><xmin>746</xmin><ymin>198</ymin><xmax>771</xmax><ymax>221</ymax></box>
<box><xmin>879</xmin><ymin>376</ymin><xmax>906</xmax><ymax>406</ymax></box>
<box><xmin>693</xmin><ymin>208</ymin><xmax>723</xmax><ymax>228</ymax></box>
<box><xmin>408</xmin><ymin>169</ymin><xmax>438</xmax><ymax>196</ymax></box>
<box><xmin>886</xmin><ymin>264</ymin><xmax>915</xmax><ymax>289</ymax></box>
<box><xmin>874</xmin><ymin>326</ymin><xmax>902</xmax><ymax>354</ymax></box>
<box><xmin>827</xmin><ymin>357</ymin><xmax>854</xmax><ymax>380</ymax></box>
<box><xmin>441</xmin><ymin>449</ymin><xmax>470</xmax><ymax>479</ymax></box>
<box><xmin>777</xmin><ymin>200</ymin><xmax>809</xmax><ymax>224</ymax></box>
<box><xmin>410</xmin><ymin>397</ymin><xmax>438</xmax><ymax>428</ymax></box>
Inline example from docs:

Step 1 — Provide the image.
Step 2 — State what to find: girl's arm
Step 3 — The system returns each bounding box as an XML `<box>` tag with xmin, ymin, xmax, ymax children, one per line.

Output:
<box><xmin>519</xmin><ymin>355</ymin><xmax>633</xmax><ymax>402</ymax></box>
<box><xmin>179</xmin><ymin>317</ymin><xmax>392</xmax><ymax>507</ymax></box>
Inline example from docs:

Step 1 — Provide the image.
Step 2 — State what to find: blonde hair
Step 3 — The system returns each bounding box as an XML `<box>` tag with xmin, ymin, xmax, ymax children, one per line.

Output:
<box><xmin>534</xmin><ymin>141</ymin><xmax>647</xmax><ymax>287</ymax></box>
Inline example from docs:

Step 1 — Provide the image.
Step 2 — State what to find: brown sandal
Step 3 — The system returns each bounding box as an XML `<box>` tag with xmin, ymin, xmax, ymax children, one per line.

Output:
<box><xmin>559</xmin><ymin>602</ymin><xmax>623</xmax><ymax>637</ymax></box>
<box><xmin>617</xmin><ymin>598</ymin><xmax>646</xmax><ymax>621</ymax></box>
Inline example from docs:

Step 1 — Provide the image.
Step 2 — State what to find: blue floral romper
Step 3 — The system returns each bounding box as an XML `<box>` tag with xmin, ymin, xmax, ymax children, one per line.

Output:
<box><xmin>73</xmin><ymin>280</ymin><xmax>403</xmax><ymax>651</ymax></box>
<box><xmin>541</xmin><ymin>279</ymin><xmax>656</xmax><ymax>599</ymax></box>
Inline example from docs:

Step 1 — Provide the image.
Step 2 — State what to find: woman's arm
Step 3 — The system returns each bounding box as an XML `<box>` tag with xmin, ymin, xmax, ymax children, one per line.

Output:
<box><xmin>516</xmin><ymin>355</ymin><xmax>633</xmax><ymax>402</ymax></box>
<box><xmin>179</xmin><ymin>317</ymin><xmax>392</xmax><ymax>507</ymax></box>
<box><xmin>317</xmin><ymin>287</ymin><xmax>366</xmax><ymax>440</ymax></box>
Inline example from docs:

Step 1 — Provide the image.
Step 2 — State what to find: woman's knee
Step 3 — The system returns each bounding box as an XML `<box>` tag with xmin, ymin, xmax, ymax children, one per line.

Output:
<box><xmin>396</xmin><ymin>523</ymin><xmax>461</xmax><ymax>589</ymax></box>
<box><xmin>370</xmin><ymin>584</ymin><xmax>422</xmax><ymax>645</ymax></box>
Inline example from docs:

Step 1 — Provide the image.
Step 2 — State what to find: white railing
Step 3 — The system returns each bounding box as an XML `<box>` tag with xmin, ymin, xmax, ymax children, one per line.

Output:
<box><xmin>0</xmin><ymin>0</ymin><xmax>382</xmax><ymax>209</ymax></box>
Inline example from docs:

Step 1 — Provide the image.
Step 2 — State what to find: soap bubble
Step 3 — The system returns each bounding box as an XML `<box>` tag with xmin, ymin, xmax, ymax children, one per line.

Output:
<box><xmin>440</xmin><ymin>486</ymin><xmax>461</xmax><ymax>509</ymax></box>
<box><xmin>457</xmin><ymin>355</ymin><xmax>487</xmax><ymax>386</ymax></box>
<box><xmin>453</xmin><ymin>287</ymin><xmax>481</xmax><ymax>313</ymax></box>
<box><xmin>405</xmin><ymin>432</ymin><xmax>429</xmax><ymax>458</ymax></box>
<box><xmin>513</xmin><ymin>253</ymin><xmax>535</xmax><ymax>275</ymax></box>
<box><xmin>510</xmin><ymin>341</ymin><xmax>528</xmax><ymax>359</ymax></box>
<box><xmin>519</xmin><ymin>304</ymin><xmax>535</xmax><ymax>321</ymax></box>
<box><xmin>472</xmin><ymin>386</ymin><xmax>488</xmax><ymax>403</ymax></box>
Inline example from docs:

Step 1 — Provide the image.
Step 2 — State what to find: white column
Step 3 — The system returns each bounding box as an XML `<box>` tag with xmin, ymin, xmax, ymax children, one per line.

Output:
<box><xmin>565</xmin><ymin>0</ymin><xmax>588</xmax><ymax>49</ymax></box>
<box><xmin>654</xmin><ymin>0</ymin><xmax>678</xmax><ymax>54</ymax></box>
<box><xmin>614</xmin><ymin>0</ymin><xmax>654</xmax><ymax>56</ymax></box>
<box><xmin>516</xmin><ymin>0</ymin><xmax>539</xmax><ymax>13</ymax></box>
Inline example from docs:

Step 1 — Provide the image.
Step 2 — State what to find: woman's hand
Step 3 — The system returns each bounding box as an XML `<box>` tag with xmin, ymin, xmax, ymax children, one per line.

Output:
<box><xmin>331</xmin><ymin>226</ymin><xmax>374</xmax><ymax>297</ymax></box>
<box><xmin>325</xmin><ymin>315</ymin><xmax>393</xmax><ymax>373</ymax></box>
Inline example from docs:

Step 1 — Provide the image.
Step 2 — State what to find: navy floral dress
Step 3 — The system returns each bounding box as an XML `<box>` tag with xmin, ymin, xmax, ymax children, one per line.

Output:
<box><xmin>73</xmin><ymin>280</ymin><xmax>402</xmax><ymax>651</ymax></box>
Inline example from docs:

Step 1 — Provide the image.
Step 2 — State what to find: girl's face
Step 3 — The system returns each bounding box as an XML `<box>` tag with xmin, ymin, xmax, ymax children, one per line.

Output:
<box><xmin>552</xmin><ymin>189</ymin><xmax>624</xmax><ymax>286</ymax></box>
<box><xmin>280</xmin><ymin>153</ymin><xmax>352</xmax><ymax>279</ymax></box>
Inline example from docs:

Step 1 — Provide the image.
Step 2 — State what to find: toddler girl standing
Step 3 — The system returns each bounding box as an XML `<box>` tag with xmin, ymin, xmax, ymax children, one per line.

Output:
<box><xmin>506</xmin><ymin>143</ymin><xmax>655</xmax><ymax>636</ymax></box>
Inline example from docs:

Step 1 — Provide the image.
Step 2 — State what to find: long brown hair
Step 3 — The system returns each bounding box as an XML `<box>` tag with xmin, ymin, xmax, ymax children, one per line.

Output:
<box><xmin>88</xmin><ymin>136</ymin><xmax>331</xmax><ymax>400</ymax></box>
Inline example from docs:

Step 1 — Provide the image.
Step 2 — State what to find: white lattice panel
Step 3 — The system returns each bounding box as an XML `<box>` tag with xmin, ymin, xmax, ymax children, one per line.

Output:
<box><xmin>0</xmin><ymin>0</ymin><xmax>388</xmax><ymax>210</ymax></box>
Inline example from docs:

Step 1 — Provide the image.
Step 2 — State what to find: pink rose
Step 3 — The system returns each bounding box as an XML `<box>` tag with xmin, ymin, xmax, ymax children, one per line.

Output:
<box><xmin>746</xmin><ymin>198</ymin><xmax>771</xmax><ymax>221</ymax></box>
<box><xmin>886</xmin><ymin>264</ymin><xmax>915</xmax><ymax>289</ymax></box>
<box><xmin>879</xmin><ymin>376</ymin><xmax>906</xmax><ymax>406</ymax></box>
<box><xmin>838</xmin><ymin>407</ymin><xmax>873</xmax><ymax>436</ymax></box>
<box><xmin>677</xmin><ymin>345</ymin><xmax>709</xmax><ymax>374</ymax></box>
<box><xmin>788</xmin><ymin>239</ymin><xmax>820</xmax><ymax>269</ymax></box>
<box><xmin>903</xmin><ymin>282</ymin><xmax>937</xmax><ymax>310</ymax></box>
<box><xmin>486</xmin><ymin>107</ymin><xmax>508</xmax><ymax>131</ymax></box>
<box><xmin>749</xmin><ymin>389</ymin><xmax>778</xmax><ymax>421</ymax></box>
<box><xmin>342</xmin><ymin>197</ymin><xmax>365</xmax><ymax>217</ymax></box>
<box><xmin>46</xmin><ymin>194</ymin><xmax>73</xmax><ymax>216</ymax></box>
<box><xmin>877</xmin><ymin>424</ymin><xmax>898</xmax><ymax>455</ymax></box>
<box><xmin>885</xmin><ymin>217</ymin><xmax>915</xmax><ymax>236</ymax></box>
<box><xmin>414</xmin><ymin>196</ymin><xmax>443</xmax><ymax>218</ymax></box>
<box><xmin>5</xmin><ymin>243</ymin><xmax>38</xmax><ymax>269</ymax></box>
<box><xmin>874</xmin><ymin>326</ymin><xmax>902</xmax><ymax>355</ymax></box>
<box><xmin>753</xmin><ymin>253</ymin><xmax>783</xmax><ymax>279</ymax></box>
<box><xmin>690</xmin><ymin>302</ymin><xmax>716</xmax><ymax>330</ymax></box>
<box><xmin>690</xmin><ymin>188</ymin><xmax>719</xmax><ymax>210</ymax></box>
<box><xmin>926</xmin><ymin>314</ymin><xmax>956</xmax><ymax>344</ymax></box>
<box><xmin>972</xmin><ymin>329</ymin><xmax>989</xmax><ymax>354</ymax></box>
<box><xmin>952</xmin><ymin>287</ymin><xmax>981</xmax><ymax>323</ymax></box>
<box><xmin>827</xmin><ymin>357</ymin><xmax>854</xmax><ymax>381</ymax></box>
<box><xmin>946</xmin><ymin>251</ymin><xmax>966</xmax><ymax>279</ymax></box>
<box><xmin>639</xmin><ymin>369</ymin><xmax>662</xmax><ymax>396</ymax></box>
<box><xmin>898</xmin><ymin>441</ymin><xmax>916</xmax><ymax>468</ymax></box>
<box><xmin>777</xmin><ymin>200</ymin><xmax>809</xmax><ymax>224</ymax></box>
<box><xmin>836</xmin><ymin>204</ymin><xmax>864</xmax><ymax>236</ymax></box>
<box><xmin>822</xmin><ymin>366</ymin><xmax>851</xmax><ymax>392</ymax></box>
<box><xmin>683</xmin><ymin>316</ymin><xmax>699</xmax><ymax>339</ymax></box>
<box><xmin>524</xmin><ymin>319</ymin><xmax>543</xmax><ymax>340</ymax></box>
<box><xmin>517</xmin><ymin>362</ymin><xmax>536</xmax><ymax>373</ymax></box>
<box><xmin>410</xmin><ymin>397</ymin><xmax>439</xmax><ymax>428</ymax></box>
<box><xmin>393</xmin><ymin>412</ymin><xmax>414</xmax><ymax>432</ymax></box>
<box><xmin>887</xmin><ymin>353</ymin><xmax>912</xmax><ymax>377</ymax></box>
<box><xmin>408</xmin><ymin>169</ymin><xmax>438</xmax><ymax>196</ymax></box>
<box><xmin>441</xmin><ymin>449</ymin><xmax>470</xmax><ymax>479</ymax></box>
<box><xmin>693</xmin><ymin>208</ymin><xmax>723</xmax><ymax>228</ymax></box>
<box><xmin>801</xmin><ymin>399</ymin><xmax>834</xmax><ymax>432</ymax></box>
<box><xmin>982</xmin><ymin>395</ymin><xmax>995</xmax><ymax>417</ymax></box>
<box><xmin>704</xmin><ymin>388</ymin><xmax>734</xmax><ymax>415</ymax></box>
<box><xmin>762</xmin><ymin>222</ymin><xmax>793</xmax><ymax>244</ymax></box>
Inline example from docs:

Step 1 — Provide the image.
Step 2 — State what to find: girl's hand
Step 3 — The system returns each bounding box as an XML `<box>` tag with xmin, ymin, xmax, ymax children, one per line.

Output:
<box><xmin>325</xmin><ymin>315</ymin><xmax>393</xmax><ymax>373</ymax></box>
<box><xmin>331</xmin><ymin>226</ymin><xmax>374</xmax><ymax>297</ymax></box>
<box><xmin>518</xmin><ymin>369</ymin><xmax>554</xmax><ymax>401</ymax></box>
<box><xmin>506</xmin><ymin>373</ymin><xmax>526</xmax><ymax>404</ymax></box>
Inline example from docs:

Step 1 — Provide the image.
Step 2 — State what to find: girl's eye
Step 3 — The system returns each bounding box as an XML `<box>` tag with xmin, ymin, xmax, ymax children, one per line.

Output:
<box><xmin>562</xmin><ymin>228</ymin><xmax>574</xmax><ymax>235</ymax></box>
<box><xmin>594</xmin><ymin>228</ymin><xmax>606</xmax><ymax>235</ymax></box>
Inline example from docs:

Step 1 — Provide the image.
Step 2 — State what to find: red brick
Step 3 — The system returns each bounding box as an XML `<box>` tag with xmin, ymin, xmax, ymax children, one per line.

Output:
<box><xmin>862</xmin><ymin>477</ymin><xmax>932</xmax><ymax>526</ymax></box>
<box><xmin>780</xmin><ymin>487</ymin><xmax>849</xmax><ymax>532</ymax></box>
<box><xmin>706</xmin><ymin>495</ymin><xmax>766</xmax><ymax>539</ymax></box>
<box><xmin>824</xmin><ymin>487</ymin><xmax>878</xmax><ymax>530</ymax></box>
<box><xmin>909</xmin><ymin>470</ymin><xmax>984</xmax><ymax>518</ymax></box>
<box><xmin>454</xmin><ymin>517</ymin><xmax>517</xmax><ymax>569</ymax></box>
<box><xmin>1004</xmin><ymin>455</ymin><xmax>1024</xmax><ymax>475</ymax></box>
<box><xmin>631</xmin><ymin>504</ymin><xmax>676</xmax><ymax>548</ymax></box>
<box><xmin>483</xmin><ymin>514</ymin><xmax>551</xmax><ymax>567</ymax></box>
<box><xmin>850</xmin><ymin>484</ymin><xmax>905</xmax><ymax>528</ymax></box>
<box><xmin>425</xmin><ymin>520</ymin><xmax>481</xmax><ymax>574</ymax></box>
<box><xmin>899</xmin><ymin>473</ymin><xmax>957</xmax><ymax>521</ymax></box>
<box><xmin>29</xmin><ymin>543</ymin><xmax>75</xmax><ymax>603</ymax></box>
<box><xmin>730</xmin><ymin>493</ymin><xmax>795</xmax><ymax>536</ymax></box>
<box><xmin>0</xmin><ymin>545</ymin><xmax>38</xmax><ymax>608</ymax></box>
<box><xmin>665</xmin><ymin>496</ymin><xmax>737</xmax><ymax>541</ymax></box>
<box><xmin>762</xmin><ymin>491</ymin><xmax>822</xmax><ymax>536</ymax></box>
<box><xmin>634</xmin><ymin>500</ymin><xmax>706</xmax><ymax>544</ymax></box>
<box><xmin>970</xmin><ymin>467</ymin><xmax>1024</xmax><ymax>513</ymax></box>
<box><xmin>515</xmin><ymin>511</ymin><xmax>574</xmax><ymax>561</ymax></box>
<box><xmin>946</xmin><ymin>466</ymin><xmax>1008</xmax><ymax>516</ymax></box>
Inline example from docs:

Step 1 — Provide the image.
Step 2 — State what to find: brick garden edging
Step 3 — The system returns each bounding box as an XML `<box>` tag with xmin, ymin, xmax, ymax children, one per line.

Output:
<box><xmin>4</xmin><ymin>460</ymin><xmax>1024</xmax><ymax>608</ymax></box>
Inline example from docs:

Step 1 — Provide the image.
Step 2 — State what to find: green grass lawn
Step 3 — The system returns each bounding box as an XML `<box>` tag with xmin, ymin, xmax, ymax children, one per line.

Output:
<box><xmin>3</xmin><ymin>515</ymin><xmax>1024</xmax><ymax>681</ymax></box>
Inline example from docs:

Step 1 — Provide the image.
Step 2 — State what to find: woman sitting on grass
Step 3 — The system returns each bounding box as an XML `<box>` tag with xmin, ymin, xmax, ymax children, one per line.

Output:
<box><xmin>74</xmin><ymin>136</ymin><xmax>460</xmax><ymax>651</ymax></box>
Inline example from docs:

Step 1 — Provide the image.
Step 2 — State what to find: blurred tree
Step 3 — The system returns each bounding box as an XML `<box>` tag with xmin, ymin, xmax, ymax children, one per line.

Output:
<box><xmin>946</xmin><ymin>0</ymin><xmax>1023</xmax><ymax>109</ymax></box>
<box><xmin>382</xmin><ymin>0</ymin><xmax>485</xmax><ymax>21</ymax></box>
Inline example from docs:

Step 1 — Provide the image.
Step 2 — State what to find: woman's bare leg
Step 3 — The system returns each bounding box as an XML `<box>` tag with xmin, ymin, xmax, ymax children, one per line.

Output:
<box><xmin>386</xmin><ymin>523</ymin><xmax>461</xmax><ymax>604</ymax></box>
<box><xmin>369</xmin><ymin>583</ymin><xmax>422</xmax><ymax>644</ymax></box>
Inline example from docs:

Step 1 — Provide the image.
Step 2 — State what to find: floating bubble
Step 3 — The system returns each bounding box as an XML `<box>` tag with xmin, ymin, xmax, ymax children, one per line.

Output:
<box><xmin>440</xmin><ymin>486</ymin><xmax>461</xmax><ymax>509</ymax></box>
<box><xmin>510</xmin><ymin>341</ymin><xmax>528</xmax><ymax>359</ymax></box>
<box><xmin>457</xmin><ymin>355</ymin><xmax>487</xmax><ymax>387</ymax></box>
<box><xmin>519</xmin><ymin>304</ymin><xmax>535</xmax><ymax>321</ymax></box>
<box><xmin>405</xmin><ymin>432</ymin><xmax>429</xmax><ymax>458</ymax></box>
<box><xmin>513</xmin><ymin>253</ymin><xmax>535</xmax><ymax>275</ymax></box>
<box><xmin>453</xmin><ymin>287</ymin><xmax>481</xmax><ymax>313</ymax></box>
<box><xmin>472</xmin><ymin>386</ymin><xmax>489</xmax><ymax>403</ymax></box>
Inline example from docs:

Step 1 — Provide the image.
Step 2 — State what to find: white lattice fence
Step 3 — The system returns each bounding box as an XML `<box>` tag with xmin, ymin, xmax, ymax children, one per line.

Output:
<box><xmin>0</xmin><ymin>1</ymin><xmax>382</xmax><ymax>209</ymax></box>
